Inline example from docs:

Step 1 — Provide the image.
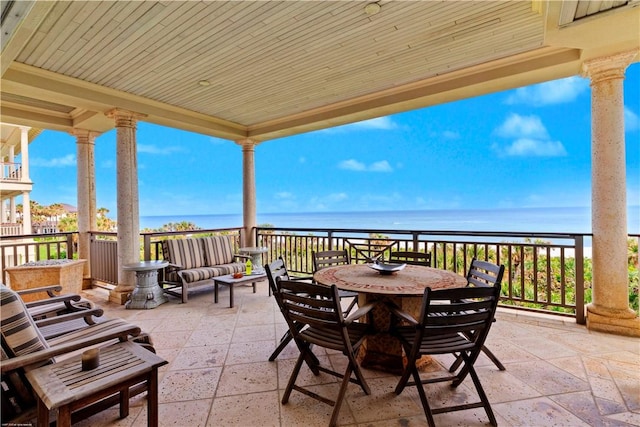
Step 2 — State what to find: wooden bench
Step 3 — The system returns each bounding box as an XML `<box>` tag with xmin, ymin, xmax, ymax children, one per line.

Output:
<box><xmin>161</xmin><ymin>235</ymin><xmax>247</xmax><ymax>303</ymax></box>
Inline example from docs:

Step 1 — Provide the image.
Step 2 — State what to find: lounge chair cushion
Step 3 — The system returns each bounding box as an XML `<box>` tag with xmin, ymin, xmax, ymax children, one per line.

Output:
<box><xmin>200</xmin><ymin>236</ymin><xmax>235</xmax><ymax>265</ymax></box>
<box><xmin>0</xmin><ymin>284</ymin><xmax>50</xmax><ymax>357</ymax></box>
<box><xmin>162</xmin><ymin>238</ymin><xmax>205</xmax><ymax>269</ymax></box>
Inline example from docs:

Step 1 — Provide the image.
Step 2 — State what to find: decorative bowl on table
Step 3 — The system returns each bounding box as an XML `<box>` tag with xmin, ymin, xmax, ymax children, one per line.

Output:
<box><xmin>368</xmin><ymin>262</ymin><xmax>406</xmax><ymax>275</ymax></box>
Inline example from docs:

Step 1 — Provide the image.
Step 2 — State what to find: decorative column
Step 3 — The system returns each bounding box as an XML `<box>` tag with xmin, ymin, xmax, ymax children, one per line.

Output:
<box><xmin>582</xmin><ymin>50</ymin><xmax>639</xmax><ymax>337</ymax></box>
<box><xmin>9</xmin><ymin>145</ymin><xmax>15</xmax><ymax>177</ymax></box>
<box><xmin>9</xmin><ymin>197</ymin><xmax>16</xmax><ymax>223</ymax></box>
<box><xmin>74</xmin><ymin>129</ymin><xmax>98</xmax><ymax>289</ymax></box>
<box><xmin>0</xmin><ymin>199</ymin><xmax>6</xmax><ymax>224</ymax></box>
<box><xmin>19</xmin><ymin>126</ymin><xmax>30</xmax><ymax>182</ymax></box>
<box><xmin>21</xmin><ymin>192</ymin><xmax>31</xmax><ymax>234</ymax></box>
<box><xmin>106</xmin><ymin>109</ymin><xmax>146</xmax><ymax>304</ymax></box>
<box><xmin>236</xmin><ymin>139</ymin><xmax>258</xmax><ymax>247</ymax></box>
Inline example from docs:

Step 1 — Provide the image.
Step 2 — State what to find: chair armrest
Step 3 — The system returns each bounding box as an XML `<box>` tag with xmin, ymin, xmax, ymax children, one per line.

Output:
<box><xmin>385</xmin><ymin>300</ymin><xmax>419</xmax><ymax>326</ymax></box>
<box><xmin>16</xmin><ymin>285</ymin><xmax>63</xmax><ymax>297</ymax></box>
<box><xmin>165</xmin><ymin>262</ymin><xmax>184</xmax><ymax>271</ymax></box>
<box><xmin>34</xmin><ymin>308</ymin><xmax>105</xmax><ymax>328</ymax></box>
<box><xmin>1</xmin><ymin>322</ymin><xmax>141</xmax><ymax>373</ymax></box>
<box><xmin>25</xmin><ymin>293</ymin><xmax>82</xmax><ymax>309</ymax></box>
<box><xmin>344</xmin><ymin>302</ymin><xmax>377</xmax><ymax>325</ymax></box>
<box><xmin>290</xmin><ymin>275</ymin><xmax>314</xmax><ymax>282</ymax></box>
<box><xmin>233</xmin><ymin>254</ymin><xmax>251</xmax><ymax>261</ymax></box>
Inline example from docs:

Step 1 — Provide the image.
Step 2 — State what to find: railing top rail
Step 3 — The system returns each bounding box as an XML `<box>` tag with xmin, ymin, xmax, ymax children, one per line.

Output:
<box><xmin>0</xmin><ymin>231</ymin><xmax>75</xmax><ymax>240</ymax></box>
<box><xmin>257</xmin><ymin>226</ymin><xmax>591</xmax><ymax>239</ymax></box>
<box><xmin>139</xmin><ymin>227</ymin><xmax>242</xmax><ymax>238</ymax></box>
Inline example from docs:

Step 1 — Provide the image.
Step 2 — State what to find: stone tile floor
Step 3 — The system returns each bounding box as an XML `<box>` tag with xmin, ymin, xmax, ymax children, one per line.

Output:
<box><xmin>76</xmin><ymin>280</ymin><xmax>639</xmax><ymax>427</ymax></box>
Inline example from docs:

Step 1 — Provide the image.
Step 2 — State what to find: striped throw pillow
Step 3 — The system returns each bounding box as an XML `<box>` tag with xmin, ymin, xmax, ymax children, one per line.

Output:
<box><xmin>1</xmin><ymin>284</ymin><xmax>49</xmax><ymax>357</ymax></box>
<box><xmin>200</xmin><ymin>236</ymin><xmax>234</xmax><ymax>266</ymax></box>
<box><xmin>162</xmin><ymin>238</ymin><xmax>205</xmax><ymax>269</ymax></box>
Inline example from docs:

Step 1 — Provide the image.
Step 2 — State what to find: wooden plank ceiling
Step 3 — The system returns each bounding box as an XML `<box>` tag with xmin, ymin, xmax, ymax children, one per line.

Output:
<box><xmin>1</xmin><ymin>1</ymin><xmax>638</xmax><ymax>141</ymax></box>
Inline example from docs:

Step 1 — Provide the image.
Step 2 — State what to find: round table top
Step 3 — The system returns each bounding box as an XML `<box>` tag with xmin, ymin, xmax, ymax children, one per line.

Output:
<box><xmin>123</xmin><ymin>260</ymin><xmax>169</xmax><ymax>271</ymax></box>
<box><xmin>239</xmin><ymin>247</ymin><xmax>268</xmax><ymax>254</ymax></box>
<box><xmin>313</xmin><ymin>264</ymin><xmax>467</xmax><ymax>295</ymax></box>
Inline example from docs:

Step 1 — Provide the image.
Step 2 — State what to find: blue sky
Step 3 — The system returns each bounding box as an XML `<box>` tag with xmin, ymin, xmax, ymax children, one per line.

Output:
<box><xmin>26</xmin><ymin>63</ymin><xmax>639</xmax><ymax>218</ymax></box>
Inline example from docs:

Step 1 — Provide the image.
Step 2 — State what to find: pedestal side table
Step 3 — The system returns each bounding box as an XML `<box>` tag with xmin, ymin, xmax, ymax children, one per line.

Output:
<box><xmin>124</xmin><ymin>260</ymin><xmax>169</xmax><ymax>309</ymax></box>
<box><xmin>239</xmin><ymin>246</ymin><xmax>268</xmax><ymax>274</ymax></box>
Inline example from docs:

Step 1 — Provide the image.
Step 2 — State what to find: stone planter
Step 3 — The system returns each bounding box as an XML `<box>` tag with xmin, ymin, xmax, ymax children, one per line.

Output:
<box><xmin>5</xmin><ymin>259</ymin><xmax>86</xmax><ymax>302</ymax></box>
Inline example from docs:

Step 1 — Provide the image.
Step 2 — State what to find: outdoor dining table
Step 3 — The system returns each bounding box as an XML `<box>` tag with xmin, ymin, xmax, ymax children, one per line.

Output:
<box><xmin>313</xmin><ymin>263</ymin><xmax>467</xmax><ymax>374</ymax></box>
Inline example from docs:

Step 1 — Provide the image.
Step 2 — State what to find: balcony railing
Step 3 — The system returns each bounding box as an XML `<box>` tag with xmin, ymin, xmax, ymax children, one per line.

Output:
<box><xmin>255</xmin><ymin>227</ymin><xmax>592</xmax><ymax>323</ymax></box>
<box><xmin>1</xmin><ymin>162</ymin><xmax>22</xmax><ymax>181</ymax></box>
<box><xmin>2</xmin><ymin>227</ymin><xmax>638</xmax><ymax>325</ymax></box>
<box><xmin>0</xmin><ymin>232</ymin><xmax>75</xmax><ymax>284</ymax></box>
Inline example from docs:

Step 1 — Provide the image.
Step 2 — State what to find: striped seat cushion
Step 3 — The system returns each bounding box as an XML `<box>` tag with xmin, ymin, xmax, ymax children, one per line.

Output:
<box><xmin>162</xmin><ymin>238</ymin><xmax>205</xmax><ymax>269</ymax></box>
<box><xmin>200</xmin><ymin>236</ymin><xmax>235</xmax><ymax>266</ymax></box>
<box><xmin>1</xmin><ymin>284</ymin><xmax>50</xmax><ymax>358</ymax></box>
<box><xmin>179</xmin><ymin>264</ymin><xmax>245</xmax><ymax>283</ymax></box>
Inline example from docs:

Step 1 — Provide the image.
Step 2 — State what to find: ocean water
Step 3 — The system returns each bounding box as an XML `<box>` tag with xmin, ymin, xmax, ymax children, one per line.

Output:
<box><xmin>140</xmin><ymin>206</ymin><xmax>640</xmax><ymax>234</ymax></box>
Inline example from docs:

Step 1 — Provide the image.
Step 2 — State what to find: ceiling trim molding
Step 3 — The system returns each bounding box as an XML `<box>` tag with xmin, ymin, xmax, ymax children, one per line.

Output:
<box><xmin>0</xmin><ymin>1</ymin><xmax>55</xmax><ymax>77</ymax></box>
<box><xmin>2</xmin><ymin>63</ymin><xmax>247</xmax><ymax>139</ymax></box>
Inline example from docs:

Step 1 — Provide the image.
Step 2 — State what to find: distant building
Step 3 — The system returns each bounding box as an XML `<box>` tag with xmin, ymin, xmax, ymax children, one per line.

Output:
<box><xmin>0</xmin><ymin>123</ymin><xmax>41</xmax><ymax>236</ymax></box>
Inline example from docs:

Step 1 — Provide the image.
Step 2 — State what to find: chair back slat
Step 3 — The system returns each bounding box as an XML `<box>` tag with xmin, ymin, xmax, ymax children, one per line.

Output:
<box><xmin>388</xmin><ymin>251</ymin><xmax>431</xmax><ymax>267</ymax></box>
<box><xmin>265</xmin><ymin>257</ymin><xmax>290</xmax><ymax>296</ymax></box>
<box><xmin>312</xmin><ymin>250</ymin><xmax>350</xmax><ymax>272</ymax></box>
<box><xmin>466</xmin><ymin>258</ymin><xmax>505</xmax><ymax>288</ymax></box>
<box><xmin>415</xmin><ymin>285</ymin><xmax>500</xmax><ymax>348</ymax></box>
<box><xmin>276</xmin><ymin>280</ymin><xmax>344</xmax><ymax>328</ymax></box>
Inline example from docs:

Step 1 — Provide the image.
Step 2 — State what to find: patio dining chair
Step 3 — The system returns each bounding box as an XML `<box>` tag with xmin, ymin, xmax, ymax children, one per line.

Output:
<box><xmin>265</xmin><ymin>257</ymin><xmax>314</xmax><ymax>362</ymax></box>
<box><xmin>388</xmin><ymin>284</ymin><xmax>501</xmax><ymax>427</ymax></box>
<box><xmin>276</xmin><ymin>279</ymin><xmax>375</xmax><ymax>427</ymax></box>
<box><xmin>448</xmin><ymin>258</ymin><xmax>506</xmax><ymax>373</ymax></box>
<box><xmin>312</xmin><ymin>249</ymin><xmax>359</xmax><ymax>314</ymax></box>
<box><xmin>388</xmin><ymin>250</ymin><xmax>432</xmax><ymax>266</ymax></box>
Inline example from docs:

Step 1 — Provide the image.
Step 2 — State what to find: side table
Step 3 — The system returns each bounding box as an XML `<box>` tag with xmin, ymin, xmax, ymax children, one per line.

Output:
<box><xmin>25</xmin><ymin>341</ymin><xmax>167</xmax><ymax>427</ymax></box>
<box><xmin>124</xmin><ymin>260</ymin><xmax>169</xmax><ymax>309</ymax></box>
<box><xmin>214</xmin><ymin>273</ymin><xmax>266</xmax><ymax>308</ymax></box>
<box><xmin>239</xmin><ymin>246</ymin><xmax>268</xmax><ymax>274</ymax></box>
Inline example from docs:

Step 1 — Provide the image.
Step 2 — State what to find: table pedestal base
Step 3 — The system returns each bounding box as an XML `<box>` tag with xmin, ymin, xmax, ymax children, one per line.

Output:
<box><xmin>357</xmin><ymin>294</ymin><xmax>437</xmax><ymax>374</ymax></box>
<box><xmin>124</xmin><ymin>263</ymin><xmax>168</xmax><ymax>310</ymax></box>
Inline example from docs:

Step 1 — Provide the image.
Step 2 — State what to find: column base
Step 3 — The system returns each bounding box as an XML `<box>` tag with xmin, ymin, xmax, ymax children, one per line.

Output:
<box><xmin>82</xmin><ymin>277</ymin><xmax>92</xmax><ymax>290</ymax></box>
<box><xmin>109</xmin><ymin>287</ymin><xmax>133</xmax><ymax>305</ymax></box>
<box><xmin>586</xmin><ymin>304</ymin><xmax>640</xmax><ymax>337</ymax></box>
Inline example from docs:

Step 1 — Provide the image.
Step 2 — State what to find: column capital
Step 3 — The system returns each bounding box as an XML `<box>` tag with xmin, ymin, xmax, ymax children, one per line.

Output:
<box><xmin>105</xmin><ymin>109</ymin><xmax>147</xmax><ymax>128</ymax></box>
<box><xmin>71</xmin><ymin>129</ymin><xmax>100</xmax><ymax>144</ymax></box>
<box><xmin>234</xmin><ymin>138</ymin><xmax>261</xmax><ymax>150</ymax></box>
<box><xmin>581</xmin><ymin>50</ymin><xmax>638</xmax><ymax>84</ymax></box>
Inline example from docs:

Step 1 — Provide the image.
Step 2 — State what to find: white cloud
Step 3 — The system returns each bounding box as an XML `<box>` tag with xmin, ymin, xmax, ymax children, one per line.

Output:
<box><xmin>493</xmin><ymin>114</ymin><xmax>566</xmax><ymax>157</ymax></box>
<box><xmin>494</xmin><ymin>113</ymin><xmax>549</xmax><ymax>139</ymax></box>
<box><xmin>327</xmin><ymin>192</ymin><xmax>348</xmax><ymax>202</ymax></box>
<box><xmin>338</xmin><ymin>159</ymin><xmax>393</xmax><ymax>172</ymax></box>
<box><xmin>275</xmin><ymin>191</ymin><xmax>294</xmax><ymax>199</ymax></box>
<box><xmin>505</xmin><ymin>76</ymin><xmax>589</xmax><ymax>106</ymax></box>
<box><xmin>339</xmin><ymin>159</ymin><xmax>366</xmax><ymax>171</ymax></box>
<box><xmin>625</xmin><ymin>106</ymin><xmax>639</xmax><ymax>132</ymax></box>
<box><xmin>138</xmin><ymin>144</ymin><xmax>183</xmax><ymax>155</ymax></box>
<box><xmin>319</xmin><ymin>116</ymin><xmax>399</xmax><ymax>133</ymax></box>
<box><xmin>31</xmin><ymin>154</ymin><xmax>76</xmax><ymax>167</ymax></box>
<box><xmin>369</xmin><ymin>160</ymin><xmax>393</xmax><ymax>172</ymax></box>
<box><xmin>348</xmin><ymin>117</ymin><xmax>398</xmax><ymax>130</ymax></box>
<box><xmin>442</xmin><ymin>130</ymin><xmax>460</xmax><ymax>140</ymax></box>
<box><xmin>503</xmin><ymin>138</ymin><xmax>567</xmax><ymax>157</ymax></box>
